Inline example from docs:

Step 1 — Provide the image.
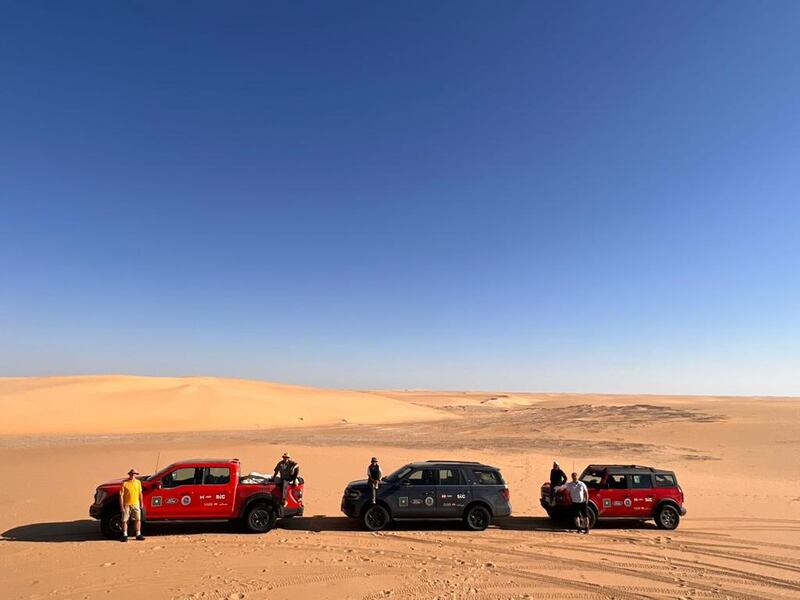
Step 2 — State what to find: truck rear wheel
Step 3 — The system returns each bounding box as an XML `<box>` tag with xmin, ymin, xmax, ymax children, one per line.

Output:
<box><xmin>100</xmin><ymin>507</ymin><xmax>123</xmax><ymax>539</ymax></box>
<box><xmin>244</xmin><ymin>503</ymin><xmax>277</xmax><ymax>533</ymax></box>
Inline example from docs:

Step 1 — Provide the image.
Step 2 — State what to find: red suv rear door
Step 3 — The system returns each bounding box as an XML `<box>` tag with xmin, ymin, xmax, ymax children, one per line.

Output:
<box><xmin>598</xmin><ymin>472</ymin><xmax>631</xmax><ymax>517</ymax></box>
<box><xmin>627</xmin><ymin>473</ymin><xmax>656</xmax><ymax>517</ymax></box>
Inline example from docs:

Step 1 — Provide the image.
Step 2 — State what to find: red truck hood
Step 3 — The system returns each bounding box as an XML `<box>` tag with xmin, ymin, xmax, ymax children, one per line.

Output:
<box><xmin>97</xmin><ymin>476</ymin><xmax>150</xmax><ymax>491</ymax></box>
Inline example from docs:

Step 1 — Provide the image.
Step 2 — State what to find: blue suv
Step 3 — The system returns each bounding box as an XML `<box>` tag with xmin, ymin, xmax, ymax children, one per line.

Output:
<box><xmin>341</xmin><ymin>460</ymin><xmax>511</xmax><ymax>531</ymax></box>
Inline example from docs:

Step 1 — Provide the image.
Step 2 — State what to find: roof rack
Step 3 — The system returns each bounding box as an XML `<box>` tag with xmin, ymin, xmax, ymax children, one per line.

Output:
<box><xmin>424</xmin><ymin>460</ymin><xmax>482</xmax><ymax>465</ymax></box>
<box><xmin>586</xmin><ymin>464</ymin><xmax>656</xmax><ymax>471</ymax></box>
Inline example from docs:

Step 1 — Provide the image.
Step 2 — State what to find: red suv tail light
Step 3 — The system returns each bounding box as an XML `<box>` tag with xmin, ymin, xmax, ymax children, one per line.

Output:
<box><xmin>500</xmin><ymin>487</ymin><xmax>510</xmax><ymax>502</ymax></box>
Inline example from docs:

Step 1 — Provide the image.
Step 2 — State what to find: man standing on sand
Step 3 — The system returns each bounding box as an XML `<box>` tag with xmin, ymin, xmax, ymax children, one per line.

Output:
<box><xmin>367</xmin><ymin>457</ymin><xmax>382</xmax><ymax>504</ymax></box>
<box><xmin>549</xmin><ymin>461</ymin><xmax>567</xmax><ymax>504</ymax></box>
<box><xmin>273</xmin><ymin>452</ymin><xmax>299</xmax><ymax>508</ymax></box>
<box><xmin>565</xmin><ymin>471</ymin><xmax>589</xmax><ymax>534</ymax></box>
<box><xmin>120</xmin><ymin>468</ymin><xmax>145</xmax><ymax>542</ymax></box>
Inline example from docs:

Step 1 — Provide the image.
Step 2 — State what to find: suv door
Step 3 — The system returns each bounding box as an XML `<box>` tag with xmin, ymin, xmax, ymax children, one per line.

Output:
<box><xmin>396</xmin><ymin>468</ymin><xmax>437</xmax><ymax>517</ymax></box>
<box><xmin>436</xmin><ymin>468</ymin><xmax>470</xmax><ymax>517</ymax></box>
<box><xmin>598</xmin><ymin>472</ymin><xmax>631</xmax><ymax>517</ymax></box>
<box><xmin>195</xmin><ymin>466</ymin><xmax>236</xmax><ymax>518</ymax></box>
<box><xmin>628</xmin><ymin>473</ymin><xmax>655</xmax><ymax>517</ymax></box>
<box><xmin>149</xmin><ymin>467</ymin><xmax>203</xmax><ymax>518</ymax></box>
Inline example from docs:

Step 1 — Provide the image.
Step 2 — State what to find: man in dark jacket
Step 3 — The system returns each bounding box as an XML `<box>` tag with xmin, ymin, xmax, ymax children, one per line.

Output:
<box><xmin>549</xmin><ymin>461</ymin><xmax>567</xmax><ymax>504</ymax></box>
<box><xmin>367</xmin><ymin>457</ymin><xmax>383</xmax><ymax>504</ymax></box>
<box><xmin>273</xmin><ymin>452</ymin><xmax>300</xmax><ymax>507</ymax></box>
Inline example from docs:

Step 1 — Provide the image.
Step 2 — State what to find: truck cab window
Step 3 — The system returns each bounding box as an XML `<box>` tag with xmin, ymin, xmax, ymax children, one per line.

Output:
<box><xmin>162</xmin><ymin>467</ymin><xmax>199</xmax><ymax>488</ymax></box>
<box><xmin>203</xmin><ymin>467</ymin><xmax>231</xmax><ymax>485</ymax></box>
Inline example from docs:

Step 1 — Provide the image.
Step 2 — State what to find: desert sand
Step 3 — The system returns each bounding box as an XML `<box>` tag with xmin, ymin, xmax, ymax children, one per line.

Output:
<box><xmin>1</xmin><ymin>376</ymin><xmax>799</xmax><ymax>599</ymax></box>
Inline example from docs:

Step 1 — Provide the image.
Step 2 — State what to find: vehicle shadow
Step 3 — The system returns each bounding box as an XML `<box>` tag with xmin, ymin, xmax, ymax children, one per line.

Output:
<box><xmin>2</xmin><ymin>516</ymin><xmax>659</xmax><ymax>542</ymax></box>
<box><xmin>2</xmin><ymin>519</ymin><xmax>104</xmax><ymax>543</ymax></box>
<box><xmin>494</xmin><ymin>516</ymin><xmax>659</xmax><ymax>532</ymax></box>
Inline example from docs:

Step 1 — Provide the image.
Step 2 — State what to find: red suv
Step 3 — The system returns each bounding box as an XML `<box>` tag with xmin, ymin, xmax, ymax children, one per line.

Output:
<box><xmin>540</xmin><ymin>464</ymin><xmax>686</xmax><ymax>530</ymax></box>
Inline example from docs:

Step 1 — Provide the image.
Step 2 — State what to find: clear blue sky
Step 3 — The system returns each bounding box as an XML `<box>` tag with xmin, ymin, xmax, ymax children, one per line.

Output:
<box><xmin>1</xmin><ymin>2</ymin><xmax>798</xmax><ymax>395</ymax></box>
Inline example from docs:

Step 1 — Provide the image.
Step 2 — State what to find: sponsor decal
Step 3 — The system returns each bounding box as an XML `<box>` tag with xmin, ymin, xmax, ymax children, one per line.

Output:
<box><xmin>166</xmin><ymin>498</ymin><xmax>178</xmax><ymax>505</ymax></box>
<box><xmin>613</xmin><ymin>501</ymin><xmax>622</xmax><ymax>506</ymax></box>
<box><xmin>424</xmin><ymin>496</ymin><xmax>435</xmax><ymax>507</ymax></box>
<box><xmin>399</xmin><ymin>497</ymin><xmax>409</xmax><ymax>508</ymax></box>
<box><xmin>603</xmin><ymin>498</ymin><xmax>611</xmax><ymax>508</ymax></box>
<box><xmin>623</xmin><ymin>498</ymin><xmax>632</xmax><ymax>508</ymax></box>
<box><xmin>181</xmin><ymin>495</ymin><xmax>192</xmax><ymax>506</ymax></box>
<box><xmin>151</xmin><ymin>496</ymin><xmax>163</xmax><ymax>507</ymax></box>
<box><xmin>410</xmin><ymin>498</ymin><xmax>423</xmax><ymax>506</ymax></box>
<box><xmin>456</xmin><ymin>493</ymin><xmax>466</xmax><ymax>500</ymax></box>
<box><xmin>645</xmin><ymin>497</ymin><xmax>654</xmax><ymax>503</ymax></box>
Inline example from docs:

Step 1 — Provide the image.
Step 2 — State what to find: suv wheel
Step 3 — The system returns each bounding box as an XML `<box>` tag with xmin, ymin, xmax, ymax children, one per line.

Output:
<box><xmin>583</xmin><ymin>505</ymin><xmax>598</xmax><ymax>529</ymax></box>
<box><xmin>362</xmin><ymin>504</ymin><xmax>390</xmax><ymax>531</ymax></box>
<box><xmin>100</xmin><ymin>507</ymin><xmax>123</xmax><ymax>539</ymax></box>
<box><xmin>464</xmin><ymin>505</ymin><xmax>491</xmax><ymax>531</ymax></box>
<box><xmin>655</xmin><ymin>504</ymin><xmax>680</xmax><ymax>530</ymax></box>
<box><xmin>245</xmin><ymin>503</ymin><xmax>277</xmax><ymax>533</ymax></box>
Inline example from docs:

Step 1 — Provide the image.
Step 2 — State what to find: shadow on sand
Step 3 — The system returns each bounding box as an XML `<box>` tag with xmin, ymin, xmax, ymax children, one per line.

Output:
<box><xmin>2</xmin><ymin>515</ymin><xmax>657</xmax><ymax>542</ymax></box>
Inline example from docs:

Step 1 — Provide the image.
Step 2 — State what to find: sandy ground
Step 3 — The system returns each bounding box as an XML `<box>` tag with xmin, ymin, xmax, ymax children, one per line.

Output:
<box><xmin>1</xmin><ymin>377</ymin><xmax>799</xmax><ymax>599</ymax></box>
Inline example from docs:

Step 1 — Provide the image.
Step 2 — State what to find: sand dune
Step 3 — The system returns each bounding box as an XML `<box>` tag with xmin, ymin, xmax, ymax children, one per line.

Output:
<box><xmin>0</xmin><ymin>375</ymin><xmax>450</xmax><ymax>436</ymax></box>
<box><xmin>1</xmin><ymin>378</ymin><xmax>798</xmax><ymax>599</ymax></box>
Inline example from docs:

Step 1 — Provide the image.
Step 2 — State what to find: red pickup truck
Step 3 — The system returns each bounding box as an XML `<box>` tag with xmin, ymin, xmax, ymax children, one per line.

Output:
<box><xmin>89</xmin><ymin>458</ymin><xmax>304</xmax><ymax>538</ymax></box>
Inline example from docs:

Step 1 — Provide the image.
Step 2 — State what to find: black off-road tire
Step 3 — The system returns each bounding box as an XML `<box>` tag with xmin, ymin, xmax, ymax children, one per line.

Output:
<box><xmin>464</xmin><ymin>504</ymin><xmax>492</xmax><ymax>531</ymax></box>
<box><xmin>244</xmin><ymin>503</ymin><xmax>277</xmax><ymax>533</ymax></box>
<box><xmin>100</xmin><ymin>506</ymin><xmax>123</xmax><ymax>539</ymax></box>
<box><xmin>575</xmin><ymin>505</ymin><xmax>598</xmax><ymax>530</ymax></box>
<box><xmin>362</xmin><ymin>504</ymin><xmax>391</xmax><ymax>531</ymax></box>
<box><xmin>655</xmin><ymin>504</ymin><xmax>680</xmax><ymax>530</ymax></box>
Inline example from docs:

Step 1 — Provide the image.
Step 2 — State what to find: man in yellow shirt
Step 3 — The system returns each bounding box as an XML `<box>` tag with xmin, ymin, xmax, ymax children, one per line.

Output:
<box><xmin>120</xmin><ymin>468</ymin><xmax>144</xmax><ymax>542</ymax></box>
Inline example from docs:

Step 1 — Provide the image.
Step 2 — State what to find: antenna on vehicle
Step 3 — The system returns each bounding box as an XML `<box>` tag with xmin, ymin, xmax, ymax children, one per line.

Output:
<box><xmin>154</xmin><ymin>451</ymin><xmax>161</xmax><ymax>475</ymax></box>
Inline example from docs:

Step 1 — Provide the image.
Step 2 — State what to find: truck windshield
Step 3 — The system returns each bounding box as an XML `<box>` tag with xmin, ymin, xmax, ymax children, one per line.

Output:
<box><xmin>383</xmin><ymin>465</ymin><xmax>413</xmax><ymax>483</ymax></box>
<box><xmin>146</xmin><ymin>463</ymin><xmax>177</xmax><ymax>481</ymax></box>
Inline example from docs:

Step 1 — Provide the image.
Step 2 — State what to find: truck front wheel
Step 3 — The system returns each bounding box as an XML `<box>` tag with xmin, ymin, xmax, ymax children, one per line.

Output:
<box><xmin>244</xmin><ymin>503</ymin><xmax>277</xmax><ymax>533</ymax></box>
<box><xmin>100</xmin><ymin>507</ymin><xmax>123</xmax><ymax>539</ymax></box>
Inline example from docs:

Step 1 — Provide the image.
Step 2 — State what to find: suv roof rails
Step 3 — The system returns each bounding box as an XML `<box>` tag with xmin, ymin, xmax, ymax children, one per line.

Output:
<box><xmin>586</xmin><ymin>464</ymin><xmax>658</xmax><ymax>471</ymax></box>
<box><xmin>424</xmin><ymin>460</ymin><xmax>482</xmax><ymax>465</ymax></box>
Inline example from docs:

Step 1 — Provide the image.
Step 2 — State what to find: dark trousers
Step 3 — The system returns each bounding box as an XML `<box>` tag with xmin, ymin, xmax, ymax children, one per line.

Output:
<box><xmin>572</xmin><ymin>502</ymin><xmax>588</xmax><ymax>528</ymax></box>
<box><xmin>369</xmin><ymin>481</ymin><xmax>379</xmax><ymax>503</ymax></box>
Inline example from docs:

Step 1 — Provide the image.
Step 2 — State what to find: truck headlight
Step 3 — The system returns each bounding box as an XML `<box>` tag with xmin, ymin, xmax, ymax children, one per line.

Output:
<box><xmin>94</xmin><ymin>489</ymin><xmax>107</xmax><ymax>505</ymax></box>
<box><xmin>346</xmin><ymin>489</ymin><xmax>361</xmax><ymax>500</ymax></box>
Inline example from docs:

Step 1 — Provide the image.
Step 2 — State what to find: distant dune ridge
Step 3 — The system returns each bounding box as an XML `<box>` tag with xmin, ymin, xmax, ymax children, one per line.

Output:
<box><xmin>0</xmin><ymin>375</ymin><xmax>450</xmax><ymax>436</ymax></box>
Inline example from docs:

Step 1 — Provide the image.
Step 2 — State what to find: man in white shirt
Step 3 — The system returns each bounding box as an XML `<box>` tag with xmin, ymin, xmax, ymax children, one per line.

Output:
<box><xmin>565</xmin><ymin>472</ymin><xmax>590</xmax><ymax>534</ymax></box>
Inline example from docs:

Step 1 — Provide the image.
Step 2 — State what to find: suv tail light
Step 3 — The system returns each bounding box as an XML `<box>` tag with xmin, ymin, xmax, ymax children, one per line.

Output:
<box><xmin>677</xmin><ymin>485</ymin><xmax>684</xmax><ymax>503</ymax></box>
<box><xmin>500</xmin><ymin>487</ymin><xmax>510</xmax><ymax>502</ymax></box>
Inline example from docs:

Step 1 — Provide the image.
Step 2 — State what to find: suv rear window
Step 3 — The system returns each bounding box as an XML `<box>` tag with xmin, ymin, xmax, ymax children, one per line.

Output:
<box><xmin>472</xmin><ymin>470</ymin><xmax>503</xmax><ymax>485</ymax></box>
<box><xmin>629</xmin><ymin>474</ymin><xmax>652</xmax><ymax>489</ymax></box>
<box><xmin>654</xmin><ymin>473</ymin><xmax>677</xmax><ymax>488</ymax></box>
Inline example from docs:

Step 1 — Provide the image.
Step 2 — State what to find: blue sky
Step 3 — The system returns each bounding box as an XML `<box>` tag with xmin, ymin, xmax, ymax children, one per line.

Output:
<box><xmin>1</xmin><ymin>2</ymin><xmax>798</xmax><ymax>395</ymax></box>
